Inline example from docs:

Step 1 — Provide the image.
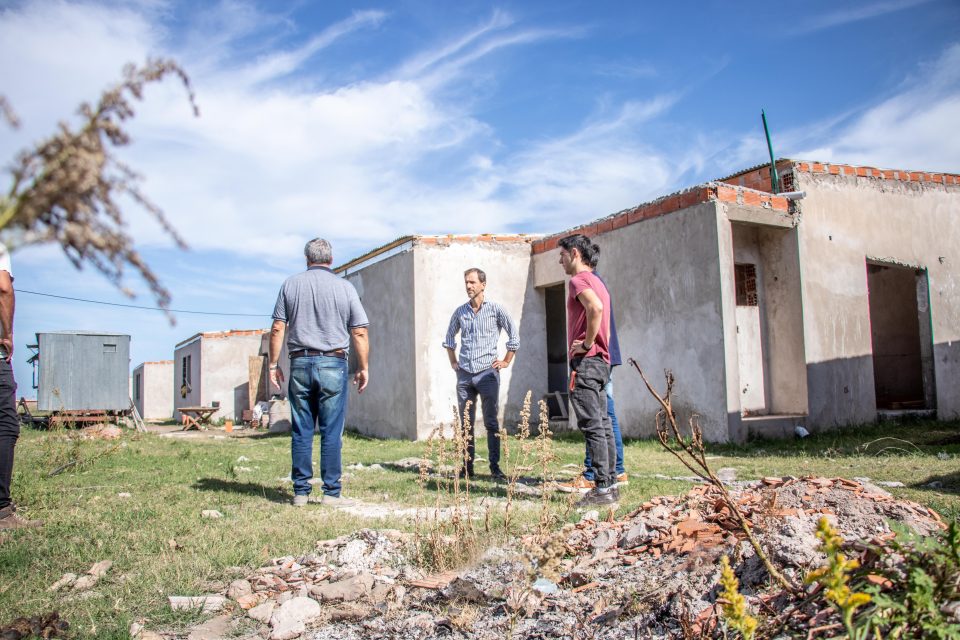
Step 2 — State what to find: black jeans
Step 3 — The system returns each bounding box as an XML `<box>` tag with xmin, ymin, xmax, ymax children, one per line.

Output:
<box><xmin>456</xmin><ymin>367</ymin><xmax>501</xmax><ymax>472</ymax></box>
<box><xmin>0</xmin><ymin>360</ymin><xmax>19</xmax><ymax>510</ymax></box>
<box><xmin>570</xmin><ymin>356</ymin><xmax>615</xmax><ymax>488</ymax></box>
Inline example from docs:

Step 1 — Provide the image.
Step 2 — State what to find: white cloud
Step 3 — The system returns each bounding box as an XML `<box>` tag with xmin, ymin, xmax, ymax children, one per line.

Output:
<box><xmin>793</xmin><ymin>43</ymin><xmax>960</xmax><ymax>172</ymax></box>
<box><xmin>791</xmin><ymin>0</ymin><xmax>935</xmax><ymax>35</ymax></box>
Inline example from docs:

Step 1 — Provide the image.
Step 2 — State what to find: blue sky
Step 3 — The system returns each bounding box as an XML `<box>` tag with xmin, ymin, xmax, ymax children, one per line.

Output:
<box><xmin>1</xmin><ymin>0</ymin><xmax>958</xmax><ymax>396</ymax></box>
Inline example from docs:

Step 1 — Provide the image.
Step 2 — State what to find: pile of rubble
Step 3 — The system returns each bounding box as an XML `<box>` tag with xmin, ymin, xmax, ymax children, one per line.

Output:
<box><xmin>164</xmin><ymin>476</ymin><xmax>943</xmax><ymax>640</ymax></box>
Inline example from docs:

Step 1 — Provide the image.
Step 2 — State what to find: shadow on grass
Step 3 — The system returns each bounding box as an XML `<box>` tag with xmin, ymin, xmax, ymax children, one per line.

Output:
<box><xmin>710</xmin><ymin>419</ymin><xmax>960</xmax><ymax>458</ymax></box>
<box><xmin>192</xmin><ymin>478</ymin><xmax>289</xmax><ymax>503</ymax></box>
<box><xmin>418</xmin><ymin>475</ymin><xmax>552</xmax><ymax>501</ymax></box>
<box><xmin>912</xmin><ymin>471</ymin><xmax>960</xmax><ymax>496</ymax></box>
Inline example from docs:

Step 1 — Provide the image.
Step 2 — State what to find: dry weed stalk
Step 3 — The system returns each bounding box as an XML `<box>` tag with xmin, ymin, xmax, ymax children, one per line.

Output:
<box><xmin>414</xmin><ymin>403</ymin><xmax>478</xmax><ymax>571</ymax></box>
<box><xmin>628</xmin><ymin>358</ymin><xmax>796</xmax><ymax>594</ymax></box>
<box><xmin>0</xmin><ymin>59</ymin><xmax>198</xmax><ymax>317</ymax></box>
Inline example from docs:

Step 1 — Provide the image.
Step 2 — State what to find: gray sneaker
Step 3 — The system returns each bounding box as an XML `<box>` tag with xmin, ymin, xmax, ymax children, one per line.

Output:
<box><xmin>322</xmin><ymin>494</ymin><xmax>357</xmax><ymax>508</ymax></box>
<box><xmin>292</xmin><ymin>494</ymin><xmax>308</xmax><ymax>507</ymax></box>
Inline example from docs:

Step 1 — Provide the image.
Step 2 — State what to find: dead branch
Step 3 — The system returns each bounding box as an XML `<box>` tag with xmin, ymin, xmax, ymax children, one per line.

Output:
<box><xmin>628</xmin><ymin>358</ymin><xmax>798</xmax><ymax>594</ymax></box>
<box><xmin>1</xmin><ymin>59</ymin><xmax>199</xmax><ymax>321</ymax></box>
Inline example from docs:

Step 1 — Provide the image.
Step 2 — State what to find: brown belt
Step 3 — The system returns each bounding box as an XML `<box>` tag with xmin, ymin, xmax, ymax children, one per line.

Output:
<box><xmin>289</xmin><ymin>349</ymin><xmax>346</xmax><ymax>360</ymax></box>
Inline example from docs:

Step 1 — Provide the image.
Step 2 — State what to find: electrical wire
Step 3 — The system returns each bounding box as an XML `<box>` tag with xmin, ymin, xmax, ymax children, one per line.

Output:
<box><xmin>15</xmin><ymin>288</ymin><xmax>268</xmax><ymax>317</ymax></box>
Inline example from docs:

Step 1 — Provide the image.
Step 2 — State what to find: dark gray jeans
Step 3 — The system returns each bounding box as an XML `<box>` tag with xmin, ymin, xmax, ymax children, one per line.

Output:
<box><xmin>456</xmin><ymin>367</ymin><xmax>501</xmax><ymax>473</ymax></box>
<box><xmin>0</xmin><ymin>360</ymin><xmax>19</xmax><ymax>511</ymax></box>
<box><xmin>570</xmin><ymin>356</ymin><xmax>615</xmax><ymax>488</ymax></box>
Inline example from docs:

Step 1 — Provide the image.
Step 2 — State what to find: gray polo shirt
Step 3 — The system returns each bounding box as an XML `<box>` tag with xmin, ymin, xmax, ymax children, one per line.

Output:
<box><xmin>272</xmin><ymin>266</ymin><xmax>369</xmax><ymax>353</ymax></box>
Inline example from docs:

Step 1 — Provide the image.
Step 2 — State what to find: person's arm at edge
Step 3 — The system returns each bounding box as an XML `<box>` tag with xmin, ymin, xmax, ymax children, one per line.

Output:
<box><xmin>351</xmin><ymin>326</ymin><xmax>369</xmax><ymax>392</ymax></box>
<box><xmin>492</xmin><ymin>304</ymin><xmax>519</xmax><ymax>370</ymax></box>
<box><xmin>442</xmin><ymin>310</ymin><xmax>460</xmax><ymax>371</ymax></box>
<box><xmin>0</xmin><ymin>270</ymin><xmax>13</xmax><ymax>362</ymax></box>
<box><xmin>268</xmin><ymin>319</ymin><xmax>285</xmax><ymax>389</ymax></box>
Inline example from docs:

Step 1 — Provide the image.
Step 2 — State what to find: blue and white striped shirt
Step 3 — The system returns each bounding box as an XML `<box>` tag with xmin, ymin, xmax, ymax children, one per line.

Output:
<box><xmin>443</xmin><ymin>301</ymin><xmax>520</xmax><ymax>374</ymax></box>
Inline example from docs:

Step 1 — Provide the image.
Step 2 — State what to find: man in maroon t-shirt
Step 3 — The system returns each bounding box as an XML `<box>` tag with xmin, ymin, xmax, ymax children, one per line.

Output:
<box><xmin>558</xmin><ymin>234</ymin><xmax>618</xmax><ymax>506</ymax></box>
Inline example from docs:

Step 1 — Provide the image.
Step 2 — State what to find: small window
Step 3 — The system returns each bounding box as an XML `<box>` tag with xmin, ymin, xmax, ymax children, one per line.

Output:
<box><xmin>182</xmin><ymin>355</ymin><xmax>192</xmax><ymax>385</ymax></box>
<box><xmin>134</xmin><ymin>373</ymin><xmax>141</xmax><ymax>401</ymax></box>
<box><xmin>103</xmin><ymin>343</ymin><xmax>117</xmax><ymax>353</ymax></box>
<box><xmin>735</xmin><ymin>263</ymin><xmax>758</xmax><ymax>306</ymax></box>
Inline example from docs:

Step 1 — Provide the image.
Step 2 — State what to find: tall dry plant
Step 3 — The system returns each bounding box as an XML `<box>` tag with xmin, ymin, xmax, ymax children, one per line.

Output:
<box><xmin>628</xmin><ymin>358</ymin><xmax>797</xmax><ymax>594</ymax></box>
<box><xmin>0</xmin><ymin>59</ymin><xmax>198</xmax><ymax>317</ymax></box>
<box><xmin>413</xmin><ymin>402</ymin><xmax>480</xmax><ymax>571</ymax></box>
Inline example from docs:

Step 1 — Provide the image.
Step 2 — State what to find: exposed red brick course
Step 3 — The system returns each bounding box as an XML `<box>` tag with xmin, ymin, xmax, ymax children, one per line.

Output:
<box><xmin>790</xmin><ymin>161</ymin><xmax>959</xmax><ymax>186</ymax></box>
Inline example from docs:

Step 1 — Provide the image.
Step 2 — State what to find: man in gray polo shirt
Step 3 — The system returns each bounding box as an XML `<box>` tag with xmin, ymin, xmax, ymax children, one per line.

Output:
<box><xmin>269</xmin><ymin>238</ymin><xmax>369</xmax><ymax>507</ymax></box>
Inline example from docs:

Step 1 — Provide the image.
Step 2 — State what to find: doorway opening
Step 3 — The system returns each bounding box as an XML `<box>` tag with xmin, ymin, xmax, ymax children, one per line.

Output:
<box><xmin>866</xmin><ymin>262</ymin><xmax>935</xmax><ymax>410</ymax></box>
<box><xmin>543</xmin><ymin>283</ymin><xmax>568</xmax><ymax>419</ymax></box>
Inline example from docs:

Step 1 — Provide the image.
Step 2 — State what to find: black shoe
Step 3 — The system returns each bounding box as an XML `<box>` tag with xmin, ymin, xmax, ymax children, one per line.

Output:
<box><xmin>576</xmin><ymin>488</ymin><xmax>617</xmax><ymax>507</ymax></box>
<box><xmin>458</xmin><ymin>467</ymin><xmax>474</xmax><ymax>480</ymax></box>
<box><xmin>490</xmin><ymin>468</ymin><xmax>508</xmax><ymax>482</ymax></box>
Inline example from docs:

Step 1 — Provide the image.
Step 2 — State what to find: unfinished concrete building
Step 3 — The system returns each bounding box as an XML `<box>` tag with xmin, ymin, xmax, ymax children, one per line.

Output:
<box><xmin>132</xmin><ymin>360</ymin><xmax>173</xmax><ymax>421</ymax></box>
<box><xmin>332</xmin><ymin>160</ymin><xmax>958</xmax><ymax>442</ymax></box>
<box><xmin>173</xmin><ymin>329</ymin><xmax>267</xmax><ymax>421</ymax></box>
<box><xmin>332</xmin><ymin>235</ymin><xmax>542</xmax><ymax>439</ymax></box>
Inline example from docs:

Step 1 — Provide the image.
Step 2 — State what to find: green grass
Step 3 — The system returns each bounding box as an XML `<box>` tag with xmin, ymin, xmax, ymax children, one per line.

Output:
<box><xmin>1</xmin><ymin>418</ymin><xmax>958</xmax><ymax>637</ymax></box>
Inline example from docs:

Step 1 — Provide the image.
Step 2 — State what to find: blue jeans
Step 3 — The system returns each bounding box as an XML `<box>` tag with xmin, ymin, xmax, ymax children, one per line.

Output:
<box><xmin>583</xmin><ymin>375</ymin><xmax>625</xmax><ymax>480</ymax></box>
<box><xmin>288</xmin><ymin>356</ymin><xmax>348</xmax><ymax>497</ymax></box>
<box><xmin>456</xmin><ymin>367</ymin><xmax>501</xmax><ymax>472</ymax></box>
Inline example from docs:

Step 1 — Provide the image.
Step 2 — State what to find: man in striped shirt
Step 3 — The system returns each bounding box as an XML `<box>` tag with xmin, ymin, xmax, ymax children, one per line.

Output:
<box><xmin>443</xmin><ymin>268</ymin><xmax>520</xmax><ymax>480</ymax></box>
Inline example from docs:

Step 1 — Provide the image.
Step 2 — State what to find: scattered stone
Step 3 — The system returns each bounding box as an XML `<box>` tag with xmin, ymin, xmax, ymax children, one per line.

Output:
<box><xmin>129</xmin><ymin>621</ymin><xmax>143</xmax><ymax>638</ymax></box>
<box><xmin>71</xmin><ymin>575</ymin><xmax>98</xmax><ymax>591</ymax></box>
<box><xmin>877</xmin><ymin>481</ymin><xmax>906</xmax><ymax>488</ymax></box>
<box><xmin>369</xmin><ymin>464</ymin><xmax>384</xmax><ymax>471</ymax></box>
<box><xmin>248</xmin><ymin>601</ymin><xmax>276</xmax><ymax>623</ymax></box>
<box><xmin>169</xmin><ymin>595</ymin><xmax>227</xmax><ymax>613</ymax></box>
<box><xmin>579</xmin><ymin>510</ymin><xmax>600</xmax><ymax>522</ymax></box>
<box><xmin>443</xmin><ymin>577</ymin><xmax>486</xmax><ymax>604</ymax></box>
<box><xmin>236</xmin><ymin>593</ymin><xmax>261</xmax><ymax>609</ymax></box>
<box><xmin>328</xmin><ymin>603</ymin><xmax>372</xmax><ymax>623</ymax></box>
<box><xmin>48</xmin><ymin>573</ymin><xmax>77</xmax><ymax>592</ymax></box>
<box><xmin>235</xmin><ymin>466</ymin><xmax>253</xmax><ymax>472</ymax></box>
<box><xmin>390</xmin><ymin>457</ymin><xmax>431</xmax><ymax>470</ymax></box>
<box><xmin>80</xmin><ymin>424</ymin><xmax>122</xmax><ymax>440</ymax></box>
<box><xmin>187</xmin><ymin>614</ymin><xmax>233</xmax><ymax>640</ymax></box>
<box><xmin>118</xmin><ymin>492</ymin><xmax>132</xmax><ymax>498</ymax></box>
<box><xmin>716</xmin><ymin>467</ymin><xmax>737</xmax><ymax>483</ymax></box>
<box><xmin>201</xmin><ymin>510</ymin><xmax>224</xmax><ymax>519</ymax></box>
<box><xmin>621</xmin><ymin>522</ymin><xmax>650</xmax><ymax>548</ymax></box>
<box><xmin>237</xmin><ymin>456</ymin><xmax>251</xmax><ymax>462</ymax></box>
<box><xmin>88</xmin><ymin>560</ymin><xmax>113</xmax><ymax>577</ymax></box>
<box><xmin>228</xmin><ymin>578</ymin><xmax>253</xmax><ymax>599</ymax></box>
<box><xmin>269</xmin><ymin>596</ymin><xmax>322</xmax><ymax>640</ymax></box>
<box><xmin>312</xmin><ymin>572</ymin><xmax>374</xmax><ymax>602</ymax></box>
<box><xmin>941</xmin><ymin>601</ymin><xmax>960</xmax><ymax>622</ymax></box>
<box><xmin>591</xmin><ymin>528</ymin><xmax>618</xmax><ymax>552</ymax></box>
<box><xmin>531</xmin><ymin>578</ymin><xmax>558</xmax><ymax>595</ymax></box>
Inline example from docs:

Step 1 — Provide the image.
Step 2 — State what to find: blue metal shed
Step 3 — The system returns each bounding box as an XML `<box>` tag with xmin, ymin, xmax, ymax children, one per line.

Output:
<box><xmin>29</xmin><ymin>331</ymin><xmax>132</xmax><ymax>411</ymax></box>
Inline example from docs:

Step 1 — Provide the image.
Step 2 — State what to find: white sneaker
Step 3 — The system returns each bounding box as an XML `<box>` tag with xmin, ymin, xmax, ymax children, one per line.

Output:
<box><xmin>292</xmin><ymin>495</ymin><xmax>308</xmax><ymax>507</ymax></box>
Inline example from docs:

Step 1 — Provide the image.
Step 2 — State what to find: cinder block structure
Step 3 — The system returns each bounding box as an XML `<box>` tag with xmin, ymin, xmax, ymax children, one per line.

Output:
<box><xmin>173</xmin><ymin>329</ymin><xmax>267</xmax><ymax>421</ymax></box>
<box><xmin>336</xmin><ymin>159</ymin><xmax>960</xmax><ymax>442</ymax></box>
<box><xmin>132</xmin><ymin>360</ymin><xmax>173</xmax><ymax>420</ymax></box>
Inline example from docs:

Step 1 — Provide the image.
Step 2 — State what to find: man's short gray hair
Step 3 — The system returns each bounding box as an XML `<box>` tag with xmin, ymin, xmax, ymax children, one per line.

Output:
<box><xmin>304</xmin><ymin>238</ymin><xmax>333</xmax><ymax>265</ymax></box>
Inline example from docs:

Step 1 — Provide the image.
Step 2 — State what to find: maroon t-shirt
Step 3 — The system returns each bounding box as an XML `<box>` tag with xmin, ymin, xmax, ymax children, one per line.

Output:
<box><xmin>567</xmin><ymin>271</ymin><xmax>612</xmax><ymax>363</ymax></box>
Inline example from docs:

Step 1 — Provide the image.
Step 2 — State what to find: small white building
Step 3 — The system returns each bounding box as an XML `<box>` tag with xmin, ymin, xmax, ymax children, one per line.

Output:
<box><xmin>173</xmin><ymin>329</ymin><xmax>266</xmax><ymax>421</ymax></box>
<box><xmin>336</xmin><ymin>235</ymin><xmax>540</xmax><ymax>440</ymax></box>
<box><xmin>132</xmin><ymin>360</ymin><xmax>173</xmax><ymax>420</ymax></box>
